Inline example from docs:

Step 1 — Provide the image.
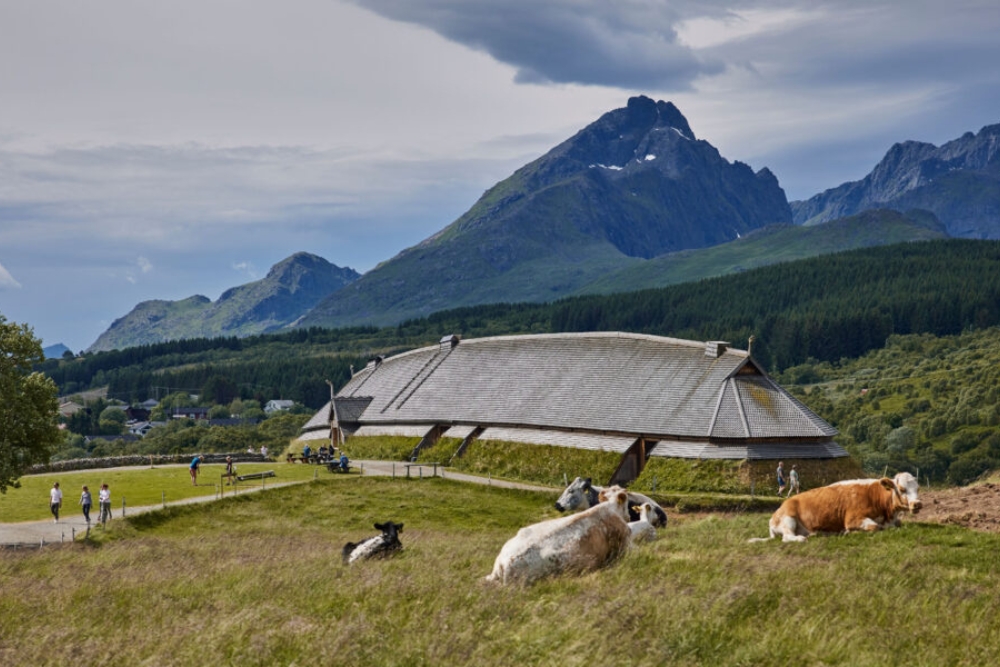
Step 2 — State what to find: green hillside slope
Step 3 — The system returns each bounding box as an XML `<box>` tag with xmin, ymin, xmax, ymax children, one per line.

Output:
<box><xmin>576</xmin><ymin>209</ymin><xmax>947</xmax><ymax>294</ymax></box>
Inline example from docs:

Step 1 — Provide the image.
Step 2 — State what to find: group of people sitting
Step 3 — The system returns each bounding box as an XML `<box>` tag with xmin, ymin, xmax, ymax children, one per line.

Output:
<box><xmin>287</xmin><ymin>444</ymin><xmax>349</xmax><ymax>471</ymax></box>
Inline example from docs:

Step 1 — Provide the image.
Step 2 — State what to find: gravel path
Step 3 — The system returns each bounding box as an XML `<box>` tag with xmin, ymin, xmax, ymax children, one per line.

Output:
<box><xmin>0</xmin><ymin>461</ymin><xmax>555</xmax><ymax>548</ymax></box>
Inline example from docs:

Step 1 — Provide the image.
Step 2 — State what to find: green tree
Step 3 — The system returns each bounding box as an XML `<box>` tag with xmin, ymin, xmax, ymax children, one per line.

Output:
<box><xmin>0</xmin><ymin>315</ymin><xmax>61</xmax><ymax>492</ymax></box>
<box><xmin>201</xmin><ymin>375</ymin><xmax>238</xmax><ymax>406</ymax></box>
<box><xmin>208</xmin><ymin>404</ymin><xmax>231</xmax><ymax>419</ymax></box>
<box><xmin>159</xmin><ymin>391</ymin><xmax>194</xmax><ymax>410</ymax></box>
<box><xmin>97</xmin><ymin>406</ymin><xmax>127</xmax><ymax>435</ymax></box>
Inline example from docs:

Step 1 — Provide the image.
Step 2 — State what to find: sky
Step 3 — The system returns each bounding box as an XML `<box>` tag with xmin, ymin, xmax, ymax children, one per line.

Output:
<box><xmin>2</xmin><ymin>0</ymin><xmax>999</xmax><ymax>353</ymax></box>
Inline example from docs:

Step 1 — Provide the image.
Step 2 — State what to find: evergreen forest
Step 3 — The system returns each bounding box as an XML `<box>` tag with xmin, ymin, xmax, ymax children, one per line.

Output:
<box><xmin>39</xmin><ymin>239</ymin><xmax>1000</xmax><ymax>481</ymax></box>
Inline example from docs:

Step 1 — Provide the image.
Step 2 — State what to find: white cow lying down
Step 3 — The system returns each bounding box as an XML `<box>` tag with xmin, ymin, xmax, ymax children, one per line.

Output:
<box><xmin>628</xmin><ymin>503</ymin><xmax>658</xmax><ymax>544</ymax></box>
<box><xmin>485</xmin><ymin>486</ymin><xmax>631</xmax><ymax>586</ymax></box>
<box><xmin>750</xmin><ymin>472</ymin><xmax>923</xmax><ymax>543</ymax></box>
<box><xmin>555</xmin><ymin>476</ymin><xmax>668</xmax><ymax>528</ymax></box>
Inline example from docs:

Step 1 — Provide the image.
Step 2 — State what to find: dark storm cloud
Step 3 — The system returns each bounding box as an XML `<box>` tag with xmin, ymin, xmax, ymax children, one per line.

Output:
<box><xmin>350</xmin><ymin>0</ymin><xmax>725</xmax><ymax>89</ymax></box>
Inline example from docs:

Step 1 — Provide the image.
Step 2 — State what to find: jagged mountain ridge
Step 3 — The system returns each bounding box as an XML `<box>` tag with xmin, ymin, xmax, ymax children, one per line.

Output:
<box><xmin>87</xmin><ymin>253</ymin><xmax>359</xmax><ymax>352</ymax></box>
<box><xmin>299</xmin><ymin>96</ymin><xmax>792</xmax><ymax>329</ymax></box>
<box><xmin>792</xmin><ymin>123</ymin><xmax>1000</xmax><ymax>237</ymax></box>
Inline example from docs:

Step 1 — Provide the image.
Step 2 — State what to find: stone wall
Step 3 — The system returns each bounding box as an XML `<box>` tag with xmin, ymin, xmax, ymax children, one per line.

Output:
<box><xmin>28</xmin><ymin>453</ymin><xmax>269</xmax><ymax>475</ymax></box>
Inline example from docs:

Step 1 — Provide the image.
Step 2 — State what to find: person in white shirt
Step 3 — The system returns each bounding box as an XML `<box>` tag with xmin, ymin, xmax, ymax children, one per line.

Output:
<box><xmin>99</xmin><ymin>484</ymin><xmax>112</xmax><ymax>526</ymax></box>
<box><xmin>49</xmin><ymin>482</ymin><xmax>63</xmax><ymax>523</ymax></box>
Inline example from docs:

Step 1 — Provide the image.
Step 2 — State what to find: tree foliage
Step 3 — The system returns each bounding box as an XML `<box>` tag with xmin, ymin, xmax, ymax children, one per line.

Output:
<box><xmin>0</xmin><ymin>315</ymin><xmax>61</xmax><ymax>492</ymax></box>
<box><xmin>32</xmin><ymin>239</ymin><xmax>1000</xmax><ymax>483</ymax></box>
<box><xmin>778</xmin><ymin>326</ymin><xmax>1000</xmax><ymax>484</ymax></box>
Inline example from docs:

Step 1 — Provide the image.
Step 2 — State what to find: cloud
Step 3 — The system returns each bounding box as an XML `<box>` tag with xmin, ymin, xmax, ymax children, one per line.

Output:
<box><xmin>0</xmin><ymin>261</ymin><xmax>21</xmax><ymax>289</ymax></box>
<box><xmin>137</xmin><ymin>256</ymin><xmax>153</xmax><ymax>273</ymax></box>
<box><xmin>350</xmin><ymin>0</ymin><xmax>724</xmax><ymax>89</ymax></box>
<box><xmin>232</xmin><ymin>261</ymin><xmax>259</xmax><ymax>280</ymax></box>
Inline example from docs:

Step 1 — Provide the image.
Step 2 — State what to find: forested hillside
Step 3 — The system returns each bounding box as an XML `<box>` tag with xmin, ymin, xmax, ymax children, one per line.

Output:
<box><xmin>40</xmin><ymin>238</ymin><xmax>1000</xmax><ymax>481</ymax></box>
<box><xmin>42</xmin><ymin>239</ymin><xmax>1000</xmax><ymax>409</ymax></box>
<box><xmin>777</xmin><ymin>327</ymin><xmax>1000</xmax><ymax>485</ymax></box>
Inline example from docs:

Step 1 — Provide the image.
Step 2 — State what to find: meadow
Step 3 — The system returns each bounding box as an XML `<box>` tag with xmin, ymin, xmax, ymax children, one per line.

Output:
<box><xmin>2</xmin><ymin>475</ymin><xmax>998</xmax><ymax>666</ymax></box>
<box><xmin>0</xmin><ymin>462</ymin><xmax>321</xmax><ymax>523</ymax></box>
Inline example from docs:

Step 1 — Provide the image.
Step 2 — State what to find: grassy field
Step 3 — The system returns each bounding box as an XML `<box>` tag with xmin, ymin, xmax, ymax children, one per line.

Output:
<box><xmin>1</xmin><ymin>475</ymin><xmax>998</xmax><ymax>666</ymax></box>
<box><xmin>0</xmin><ymin>462</ymin><xmax>323</xmax><ymax>523</ymax></box>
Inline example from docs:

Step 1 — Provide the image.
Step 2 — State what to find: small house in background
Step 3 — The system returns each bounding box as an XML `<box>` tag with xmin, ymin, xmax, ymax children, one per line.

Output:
<box><xmin>140</xmin><ymin>398</ymin><xmax>160</xmax><ymax>409</ymax></box>
<box><xmin>300</xmin><ymin>332</ymin><xmax>848</xmax><ymax>486</ymax></box>
<box><xmin>170</xmin><ymin>406</ymin><xmax>210</xmax><ymax>420</ymax></box>
<box><xmin>125</xmin><ymin>406</ymin><xmax>150</xmax><ymax>422</ymax></box>
<box><xmin>128</xmin><ymin>421</ymin><xmax>155</xmax><ymax>436</ymax></box>
<box><xmin>265</xmin><ymin>400</ymin><xmax>295</xmax><ymax>414</ymax></box>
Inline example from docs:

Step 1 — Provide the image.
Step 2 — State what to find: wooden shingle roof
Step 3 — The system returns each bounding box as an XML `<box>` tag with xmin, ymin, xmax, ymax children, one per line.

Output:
<box><xmin>330</xmin><ymin>332</ymin><xmax>840</xmax><ymax>455</ymax></box>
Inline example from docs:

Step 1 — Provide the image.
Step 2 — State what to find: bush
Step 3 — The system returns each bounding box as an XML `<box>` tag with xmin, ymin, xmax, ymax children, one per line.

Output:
<box><xmin>947</xmin><ymin>451</ymin><xmax>996</xmax><ymax>486</ymax></box>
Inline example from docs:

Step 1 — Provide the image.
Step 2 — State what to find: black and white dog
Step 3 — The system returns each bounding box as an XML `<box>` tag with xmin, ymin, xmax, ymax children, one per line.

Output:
<box><xmin>342</xmin><ymin>521</ymin><xmax>404</xmax><ymax>565</ymax></box>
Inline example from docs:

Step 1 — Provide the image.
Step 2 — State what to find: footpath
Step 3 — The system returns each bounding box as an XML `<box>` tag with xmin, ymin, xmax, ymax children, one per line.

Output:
<box><xmin>0</xmin><ymin>461</ymin><xmax>555</xmax><ymax>548</ymax></box>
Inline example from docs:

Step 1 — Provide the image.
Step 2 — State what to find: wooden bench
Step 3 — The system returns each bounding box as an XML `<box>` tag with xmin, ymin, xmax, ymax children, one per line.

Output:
<box><xmin>236</xmin><ymin>471</ymin><xmax>275</xmax><ymax>482</ymax></box>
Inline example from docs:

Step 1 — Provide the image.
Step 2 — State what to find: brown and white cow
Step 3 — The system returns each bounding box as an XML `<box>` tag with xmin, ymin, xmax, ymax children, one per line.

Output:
<box><xmin>750</xmin><ymin>472</ymin><xmax>922</xmax><ymax>543</ymax></box>
<box><xmin>485</xmin><ymin>486</ymin><xmax>631</xmax><ymax>585</ymax></box>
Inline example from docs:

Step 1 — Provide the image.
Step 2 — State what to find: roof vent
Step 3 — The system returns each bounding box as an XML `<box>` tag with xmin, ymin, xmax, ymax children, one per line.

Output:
<box><xmin>367</xmin><ymin>355</ymin><xmax>384</xmax><ymax>369</ymax></box>
<box><xmin>705</xmin><ymin>341</ymin><xmax>729</xmax><ymax>358</ymax></box>
<box><xmin>440</xmin><ymin>334</ymin><xmax>460</xmax><ymax>350</ymax></box>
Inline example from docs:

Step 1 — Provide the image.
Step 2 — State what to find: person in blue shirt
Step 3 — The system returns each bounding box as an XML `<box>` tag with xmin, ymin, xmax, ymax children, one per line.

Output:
<box><xmin>303</xmin><ymin>444</ymin><xmax>312</xmax><ymax>459</ymax></box>
<box><xmin>190</xmin><ymin>455</ymin><xmax>202</xmax><ymax>486</ymax></box>
<box><xmin>339</xmin><ymin>452</ymin><xmax>349</xmax><ymax>472</ymax></box>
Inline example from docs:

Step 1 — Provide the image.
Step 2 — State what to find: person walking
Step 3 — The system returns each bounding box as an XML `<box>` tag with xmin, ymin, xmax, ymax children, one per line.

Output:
<box><xmin>776</xmin><ymin>461</ymin><xmax>786</xmax><ymax>497</ymax></box>
<box><xmin>49</xmin><ymin>482</ymin><xmax>63</xmax><ymax>523</ymax></box>
<box><xmin>224</xmin><ymin>456</ymin><xmax>235</xmax><ymax>485</ymax></box>
<box><xmin>99</xmin><ymin>484</ymin><xmax>112</xmax><ymax>526</ymax></box>
<box><xmin>189</xmin><ymin>454</ymin><xmax>202</xmax><ymax>486</ymax></box>
<box><xmin>788</xmin><ymin>465</ymin><xmax>801</xmax><ymax>496</ymax></box>
<box><xmin>80</xmin><ymin>485</ymin><xmax>93</xmax><ymax>524</ymax></box>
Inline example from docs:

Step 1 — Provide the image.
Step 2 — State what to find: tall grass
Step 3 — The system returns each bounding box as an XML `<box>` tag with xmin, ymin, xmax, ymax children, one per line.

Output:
<box><xmin>2</xmin><ymin>477</ymin><xmax>998</xmax><ymax>666</ymax></box>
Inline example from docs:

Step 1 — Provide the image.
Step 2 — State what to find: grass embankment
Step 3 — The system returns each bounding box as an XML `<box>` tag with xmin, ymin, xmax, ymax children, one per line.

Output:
<box><xmin>0</xmin><ymin>462</ymin><xmax>321</xmax><ymax>523</ymax></box>
<box><xmin>2</xmin><ymin>476</ymin><xmax>999</xmax><ymax>666</ymax></box>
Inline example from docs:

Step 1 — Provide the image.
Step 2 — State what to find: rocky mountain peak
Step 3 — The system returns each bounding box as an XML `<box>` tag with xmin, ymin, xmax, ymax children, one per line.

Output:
<box><xmin>555</xmin><ymin>96</ymin><xmax>698</xmax><ymax>172</ymax></box>
<box><xmin>792</xmin><ymin>119</ymin><xmax>1000</xmax><ymax>236</ymax></box>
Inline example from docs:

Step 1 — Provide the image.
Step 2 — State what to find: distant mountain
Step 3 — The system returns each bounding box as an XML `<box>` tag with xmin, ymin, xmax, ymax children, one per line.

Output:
<box><xmin>299</xmin><ymin>96</ymin><xmax>792</xmax><ymax>329</ymax></box>
<box><xmin>792</xmin><ymin>124</ymin><xmax>1000</xmax><ymax>237</ymax></box>
<box><xmin>575</xmin><ymin>209</ymin><xmax>948</xmax><ymax>295</ymax></box>
<box><xmin>88</xmin><ymin>253</ymin><xmax>359</xmax><ymax>352</ymax></box>
<box><xmin>43</xmin><ymin>343</ymin><xmax>71</xmax><ymax>359</ymax></box>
